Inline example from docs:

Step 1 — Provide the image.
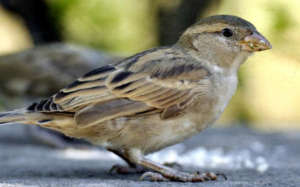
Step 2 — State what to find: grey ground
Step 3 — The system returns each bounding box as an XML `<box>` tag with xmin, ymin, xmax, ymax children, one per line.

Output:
<box><xmin>0</xmin><ymin>125</ymin><xmax>299</xmax><ymax>187</ymax></box>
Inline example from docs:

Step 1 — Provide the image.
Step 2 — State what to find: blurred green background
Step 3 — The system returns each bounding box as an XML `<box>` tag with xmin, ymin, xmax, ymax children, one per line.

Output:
<box><xmin>0</xmin><ymin>0</ymin><xmax>299</xmax><ymax>131</ymax></box>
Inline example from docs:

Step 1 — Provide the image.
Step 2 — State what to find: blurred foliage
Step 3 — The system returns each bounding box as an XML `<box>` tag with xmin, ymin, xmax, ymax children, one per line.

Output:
<box><xmin>268</xmin><ymin>4</ymin><xmax>293</xmax><ymax>35</ymax></box>
<box><xmin>47</xmin><ymin>0</ymin><xmax>157</xmax><ymax>55</ymax></box>
<box><xmin>0</xmin><ymin>5</ymin><xmax>32</xmax><ymax>54</ymax></box>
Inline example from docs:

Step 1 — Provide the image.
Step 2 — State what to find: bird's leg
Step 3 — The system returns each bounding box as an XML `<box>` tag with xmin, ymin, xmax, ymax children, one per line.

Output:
<box><xmin>126</xmin><ymin>150</ymin><xmax>221</xmax><ymax>182</ymax></box>
<box><xmin>108</xmin><ymin>149</ymin><xmax>146</xmax><ymax>174</ymax></box>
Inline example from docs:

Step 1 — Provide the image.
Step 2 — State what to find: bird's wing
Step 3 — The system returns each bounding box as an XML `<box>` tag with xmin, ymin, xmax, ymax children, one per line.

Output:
<box><xmin>28</xmin><ymin>47</ymin><xmax>212</xmax><ymax>127</ymax></box>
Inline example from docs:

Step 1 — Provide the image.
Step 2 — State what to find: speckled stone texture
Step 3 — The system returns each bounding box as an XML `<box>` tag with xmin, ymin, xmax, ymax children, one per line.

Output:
<box><xmin>0</xmin><ymin>125</ymin><xmax>299</xmax><ymax>187</ymax></box>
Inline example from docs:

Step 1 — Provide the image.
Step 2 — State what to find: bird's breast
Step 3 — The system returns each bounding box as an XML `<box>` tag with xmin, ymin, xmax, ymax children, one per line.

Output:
<box><xmin>184</xmin><ymin>71</ymin><xmax>238</xmax><ymax>131</ymax></box>
<box><xmin>210</xmin><ymin>72</ymin><xmax>238</xmax><ymax>121</ymax></box>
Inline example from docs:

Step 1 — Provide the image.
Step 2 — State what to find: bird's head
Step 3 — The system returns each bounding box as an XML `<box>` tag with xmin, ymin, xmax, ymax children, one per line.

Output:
<box><xmin>178</xmin><ymin>15</ymin><xmax>271</xmax><ymax>55</ymax></box>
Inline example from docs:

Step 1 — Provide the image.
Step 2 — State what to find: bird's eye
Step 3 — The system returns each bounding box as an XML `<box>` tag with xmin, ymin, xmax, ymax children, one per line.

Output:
<box><xmin>222</xmin><ymin>28</ymin><xmax>233</xmax><ymax>37</ymax></box>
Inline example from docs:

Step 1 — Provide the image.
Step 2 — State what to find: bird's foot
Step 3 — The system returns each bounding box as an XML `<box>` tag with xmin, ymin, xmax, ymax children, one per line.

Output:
<box><xmin>109</xmin><ymin>164</ymin><xmax>146</xmax><ymax>175</ymax></box>
<box><xmin>140</xmin><ymin>171</ymin><xmax>226</xmax><ymax>182</ymax></box>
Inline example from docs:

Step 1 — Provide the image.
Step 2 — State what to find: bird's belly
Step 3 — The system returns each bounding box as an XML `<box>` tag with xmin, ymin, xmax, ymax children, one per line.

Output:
<box><xmin>112</xmin><ymin>115</ymin><xmax>202</xmax><ymax>154</ymax></box>
<box><xmin>88</xmin><ymin>100</ymin><xmax>221</xmax><ymax>154</ymax></box>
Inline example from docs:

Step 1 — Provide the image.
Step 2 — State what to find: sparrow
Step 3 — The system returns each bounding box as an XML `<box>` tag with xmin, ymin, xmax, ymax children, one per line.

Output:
<box><xmin>0</xmin><ymin>15</ymin><xmax>271</xmax><ymax>182</ymax></box>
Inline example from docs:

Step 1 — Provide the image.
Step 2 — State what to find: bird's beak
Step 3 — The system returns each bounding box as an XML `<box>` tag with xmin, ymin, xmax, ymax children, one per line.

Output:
<box><xmin>239</xmin><ymin>31</ymin><xmax>272</xmax><ymax>52</ymax></box>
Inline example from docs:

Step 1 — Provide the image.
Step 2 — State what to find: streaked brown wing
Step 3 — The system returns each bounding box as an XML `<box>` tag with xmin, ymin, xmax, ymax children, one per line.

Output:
<box><xmin>74</xmin><ymin>99</ymin><xmax>159</xmax><ymax>127</ymax></box>
<box><xmin>73</xmin><ymin>60</ymin><xmax>211</xmax><ymax>127</ymax></box>
<box><xmin>27</xmin><ymin>47</ymin><xmax>169</xmax><ymax>113</ymax></box>
<box><xmin>28</xmin><ymin>47</ymin><xmax>212</xmax><ymax>127</ymax></box>
<box><xmin>73</xmin><ymin>63</ymin><xmax>210</xmax><ymax>127</ymax></box>
<box><xmin>27</xmin><ymin>65</ymin><xmax>118</xmax><ymax>112</ymax></box>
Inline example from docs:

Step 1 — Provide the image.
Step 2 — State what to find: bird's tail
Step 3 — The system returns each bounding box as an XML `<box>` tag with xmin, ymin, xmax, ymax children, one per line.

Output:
<box><xmin>0</xmin><ymin>108</ymin><xmax>73</xmax><ymax>127</ymax></box>
<box><xmin>0</xmin><ymin>109</ymin><xmax>28</xmax><ymax>125</ymax></box>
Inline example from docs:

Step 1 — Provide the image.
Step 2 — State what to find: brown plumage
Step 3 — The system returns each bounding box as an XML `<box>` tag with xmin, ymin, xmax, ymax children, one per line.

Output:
<box><xmin>0</xmin><ymin>15</ymin><xmax>271</xmax><ymax>182</ymax></box>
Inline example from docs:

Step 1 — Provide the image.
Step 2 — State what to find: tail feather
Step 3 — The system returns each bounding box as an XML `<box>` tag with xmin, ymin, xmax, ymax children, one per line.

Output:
<box><xmin>0</xmin><ymin>109</ymin><xmax>75</xmax><ymax>129</ymax></box>
<box><xmin>0</xmin><ymin>109</ymin><xmax>27</xmax><ymax>125</ymax></box>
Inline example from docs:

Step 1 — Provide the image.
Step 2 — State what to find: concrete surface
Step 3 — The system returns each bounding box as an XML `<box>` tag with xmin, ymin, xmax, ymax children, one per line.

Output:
<box><xmin>0</xmin><ymin>125</ymin><xmax>300</xmax><ymax>187</ymax></box>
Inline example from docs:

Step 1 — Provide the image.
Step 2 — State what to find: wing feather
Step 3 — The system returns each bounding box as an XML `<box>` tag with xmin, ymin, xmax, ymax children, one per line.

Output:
<box><xmin>28</xmin><ymin>47</ymin><xmax>212</xmax><ymax>127</ymax></box>
<box><xmin>74</xmin><ymin>99</ymin><xmax>154</xmax><ymax>127</ymax></box>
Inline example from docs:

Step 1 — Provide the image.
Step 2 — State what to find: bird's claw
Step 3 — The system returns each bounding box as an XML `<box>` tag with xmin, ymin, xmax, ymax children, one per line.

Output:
<box><xmin>140</xmin><ymin>171</ymin><xmax>221</xmax><ymax>182</ymax></box>
<box><xmin>140</xmin><ymin>171</ymin><xmax>169</xmax><ymax>182</ymax></box>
